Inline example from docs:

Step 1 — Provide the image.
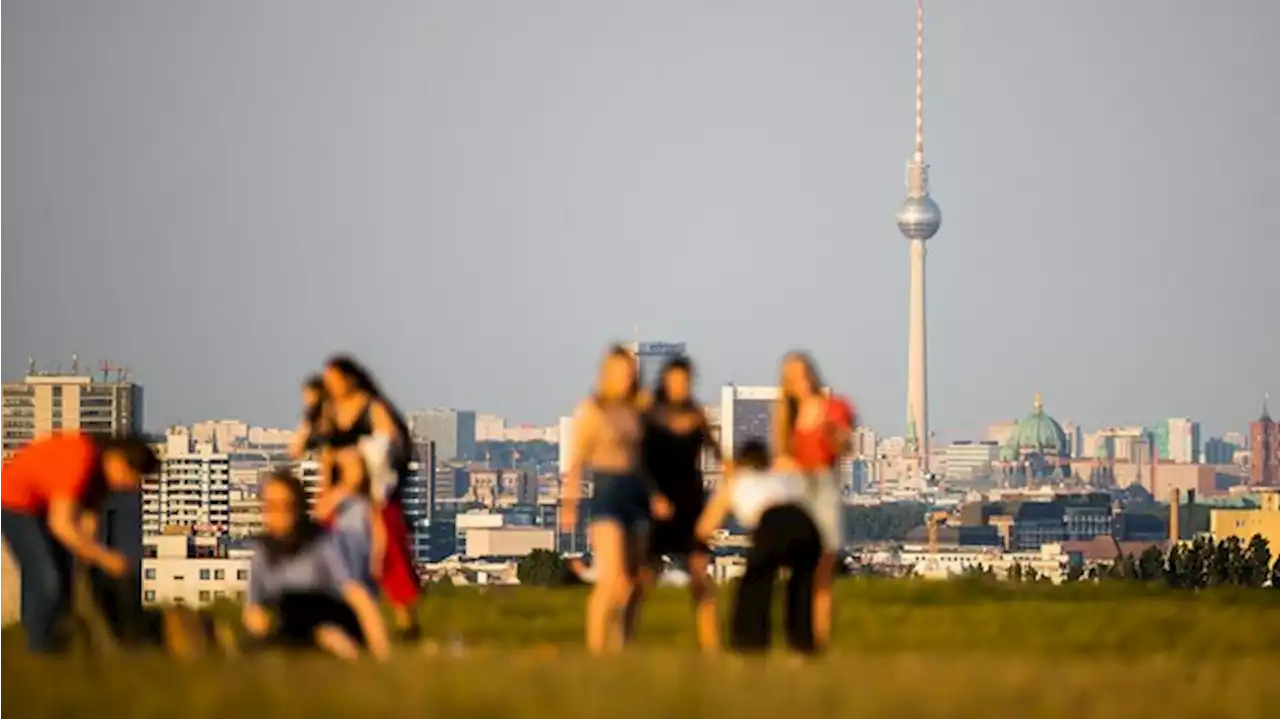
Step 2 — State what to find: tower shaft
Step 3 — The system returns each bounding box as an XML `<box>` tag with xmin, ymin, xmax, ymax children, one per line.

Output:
<box><xmin>907</xmin><ymin>238</ymin><xmax>929</xmax><ymax>472</ymax></box>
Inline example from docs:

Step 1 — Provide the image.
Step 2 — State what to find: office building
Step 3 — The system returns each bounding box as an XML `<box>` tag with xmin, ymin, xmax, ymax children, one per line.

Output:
<box><xmin>1148</xmin><ymin>418</ymin><xmax>1201</xmax><ymax>463</ymax></box>
<box><xmin>1210</xmin><ymin>489</ymin><xmax>1280</xmax><ymax>549</ymax></box>
<box><xmin>2</xmin><ymin>357</ymin><xmax>143</xmax><ymax>459</ymax></box>
<box><xmin>1204</xmin><ymin>437</ymin><xmax>1239</xmax><ymax>465</ymax></box>
<box><xmin>400</xmin><ymin>441</ymin><xmax>436</xmax><ymax>564</ymax></box>
<box><xmin>944</xmin><ymin>441</ymin><xmax>1000</xmax><ymax>481</ymax></box>
<box><xmin>624</xmin><ymin>341</ymin><xmax>688</xmax><ymax>391</ymax></box>
<box><xmin>719</xmin><ymin>385</ymin><xmax>779</xmax><ymax>457</ymax></box>
<box><xmin>409</xmin><ymin>408</ymin><xmax>476</xmax><ymax>462</ymax></box>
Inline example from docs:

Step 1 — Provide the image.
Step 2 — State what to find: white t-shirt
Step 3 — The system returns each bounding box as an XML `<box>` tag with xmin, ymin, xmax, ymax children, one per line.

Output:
<box><xmin>729</xmin><ymin>470</ymin><xmax>808</xmax><ymax>530</ymax></box>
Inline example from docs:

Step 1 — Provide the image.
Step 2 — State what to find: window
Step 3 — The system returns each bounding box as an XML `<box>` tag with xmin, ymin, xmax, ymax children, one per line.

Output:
<box><xmin>143</xmin><ymin>590</ymin><xmax>155</xmax><ymax>603</ymax></box>
<box><xmin>199</xmin><ymin>568</ymin><xmax>210</xmax><ymax>580</ymax></box>
<box><xmin>173</xmin><ymin>575</ymin><xmax>185</xmax><ymax>582</ymax></box>
<box><xmin>214</xmin><ymin>569</ymin><xmax>225</xmax><ymax>581</ymax></box>
<box><xmin>173</xmin><ymin>597</ymin><xmax>185</xmax><ymax>604</ymax></box>
<box><xmin>198</xmin><ymin>591</ymin><xmax>211</xmax><ymax>602</ymax></box>
<box><xmin>144</xmin><ymin>568</ymin><xmax>155</xmax><ymax>580</ymax></box>
<box><xmin>237</xmin><ymin>569</ymin><xmax>249</xmax><ymax>581</ymax></box>
<box><xmin>214</xmin><ymin>591</ymin><xmax>226</xmax><ymax>599</ymax></box>
<box><xmin>234</xmin><ymin>591</ymin><xmax>245</xmax><ymax>601</ymax></box>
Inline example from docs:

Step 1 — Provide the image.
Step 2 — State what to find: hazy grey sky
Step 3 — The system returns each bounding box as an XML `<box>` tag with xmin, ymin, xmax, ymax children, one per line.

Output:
<box><xmin>4</xmin><ymin>1</ymin><xmax>1277</xmax><ymax>438</ymax></box>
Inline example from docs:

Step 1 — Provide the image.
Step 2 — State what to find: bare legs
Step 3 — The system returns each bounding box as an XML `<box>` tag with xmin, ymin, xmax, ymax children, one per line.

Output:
<box><xmin>812</xmin><ymin>551</ymin><xmax>835</xmax><ymax>649</ymax></box>
<box><xmin>624</xmin><ymin>551</ymin><xmax>719</xmax><ymax>653</ymax></box>
<box><xmin>586</xmin><ymin>520</ymin><xmax>638</xmax><ymax>654</ymax></box>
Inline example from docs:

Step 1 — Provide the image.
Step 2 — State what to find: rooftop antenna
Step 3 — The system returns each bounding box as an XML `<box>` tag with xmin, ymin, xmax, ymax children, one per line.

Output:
<box><xmin>71</xmin><ymin>353</ymin><xmax>80</xmax><ymax>376</ymax></box>
<box><xmin>27</xmin><ymin>356</ymin><xmax>36</xmax><ymax>375</ymax></box>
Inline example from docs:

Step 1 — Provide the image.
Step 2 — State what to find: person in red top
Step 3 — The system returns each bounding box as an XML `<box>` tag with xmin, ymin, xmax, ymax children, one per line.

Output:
<box><xmin>771</xmin><ymin>351</ymin><xmax>856</xmax><ymax>652</ymax></box>
<box><xmin>1</xmin><ymin>432</ymin><xmax>159</xmax><ymax>653</ymax></box>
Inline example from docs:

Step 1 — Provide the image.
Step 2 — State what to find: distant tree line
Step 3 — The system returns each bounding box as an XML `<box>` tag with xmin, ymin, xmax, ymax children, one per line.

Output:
<box><xmin>1091</xmin><ymin>534</ymin><xmax>1278</xmax><ymax>588</ymax></box>
<box><xmin>844</xmin><ymin>502</ymin><xmax>928</xmax><ymax>542</ymax></box>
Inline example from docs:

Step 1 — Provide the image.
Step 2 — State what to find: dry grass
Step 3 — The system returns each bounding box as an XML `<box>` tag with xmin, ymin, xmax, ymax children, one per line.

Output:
<box><xmin>4</xmin><ymin>580</ymin><xmax>1279</xmax><ymax>718</ymax></box>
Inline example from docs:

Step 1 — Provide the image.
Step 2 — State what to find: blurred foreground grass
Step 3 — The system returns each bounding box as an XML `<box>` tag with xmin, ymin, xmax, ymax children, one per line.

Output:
<box><xmin>5</xmin><ymin>580</ymin><xmax>1279</xmax><ymax>718</ymax></box>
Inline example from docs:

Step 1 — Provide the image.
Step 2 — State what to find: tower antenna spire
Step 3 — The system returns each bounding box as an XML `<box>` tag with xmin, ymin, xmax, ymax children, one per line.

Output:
<box><xmin>914</xmin><ymin>0</ymin><xmax>925</xmax><ymax>166</ymax></box>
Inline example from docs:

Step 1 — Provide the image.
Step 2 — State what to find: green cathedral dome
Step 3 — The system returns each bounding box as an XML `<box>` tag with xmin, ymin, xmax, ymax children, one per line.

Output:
<box><xmin>1001</xmin><ymin>392</ymin><xmax>1069</xmax><ymax>460</ymax></box>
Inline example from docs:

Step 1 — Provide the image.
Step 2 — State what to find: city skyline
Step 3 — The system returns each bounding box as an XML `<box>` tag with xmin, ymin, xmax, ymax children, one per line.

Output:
<box><xmin>5</xmin><ymin>1</ymin><xmax>1277</xmax><ymax>438</ymax></box>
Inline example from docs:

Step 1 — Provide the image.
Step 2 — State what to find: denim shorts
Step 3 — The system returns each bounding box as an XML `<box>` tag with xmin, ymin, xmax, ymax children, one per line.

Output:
<box><xmin>590</xmin><ymin>472</ymin><xmax>651</xmax><ymax>532</ymax></box>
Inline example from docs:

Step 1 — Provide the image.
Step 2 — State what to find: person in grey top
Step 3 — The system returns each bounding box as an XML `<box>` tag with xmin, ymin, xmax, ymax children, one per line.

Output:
<box><xmin>242</xmin><ymin>470</ymin><xmax>390</xmax><ymax>661</ymax></box>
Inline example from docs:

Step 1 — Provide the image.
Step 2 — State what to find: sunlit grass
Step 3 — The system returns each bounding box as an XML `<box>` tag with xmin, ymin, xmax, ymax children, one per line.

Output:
<box><xmin>4</xmin><ymin>580</ymin><xmax>1279</xmax><ymax>718</ymax></box>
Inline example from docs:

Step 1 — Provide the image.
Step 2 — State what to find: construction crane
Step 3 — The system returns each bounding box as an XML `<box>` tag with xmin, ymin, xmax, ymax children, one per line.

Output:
<box><xmin>925</xmin><ymin>509</ymin><xmax>949</xmax><ymax>557</ymax></box>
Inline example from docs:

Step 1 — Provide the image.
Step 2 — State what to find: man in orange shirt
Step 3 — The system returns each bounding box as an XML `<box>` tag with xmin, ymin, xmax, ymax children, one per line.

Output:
<box><xmin>2</xmin><ymin>432</ymin><xmax>159</xmax><ymax>653</ymax></box>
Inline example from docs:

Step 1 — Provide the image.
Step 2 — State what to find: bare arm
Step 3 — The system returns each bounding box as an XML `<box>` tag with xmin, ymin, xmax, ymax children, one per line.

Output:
<box><xmin>47</xmin><ymin>499</ymin><xmax>121</xmax><ymax>572</ymax></box>
<box><xmin>288</xmin><ymin>421</ymin><xmax>312</xmax><ymax>460</ymax></box>
<box><xmin>770</xmin><ymin>398</ymin><xmax>797</xmax><ymax>470</ymax></box>
<box><xmin>695</xmin><ymin>473</ymin><xmax>735</xmax><ymax>541</ymax></box>
<box><xmin>242</xmin><ymin>604</ymin><xmax>271</xmax><ymax>638</ymax></box>
<box><xmin>342</xmin><ymin>582</ymin><xmax>390</xmax><ymax>660</ymax></box>
<box><xmin>368</xmin><ymin>504</ymin><xmax>387</xmax><ymax>580</ymax></box>
<box><xmin>368</xmin><ymin>401</ymin><xmax>401</xmax><ymax>443</ymax></box>
<box><xmin>562</xmin><ymin>403</ymin><xmax>597</xmax><ymax>505</ymax></box>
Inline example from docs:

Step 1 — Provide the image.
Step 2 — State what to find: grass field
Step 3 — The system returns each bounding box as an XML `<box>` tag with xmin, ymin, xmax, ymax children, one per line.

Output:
<box><xmin>4</xmin><ymin>580</ymin><xmax>1279</xmax><ymax>718</ymax></box>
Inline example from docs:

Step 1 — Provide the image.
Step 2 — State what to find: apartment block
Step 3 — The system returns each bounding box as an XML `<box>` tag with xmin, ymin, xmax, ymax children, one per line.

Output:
<box><xmin>141</xmin><ymin>535</ymin><xmax>252</xmax><ymax>607</ymax></box>
<box><xmin>2</xmin><ymin>360</ymin><xmax>143</xmax><ymax>459</ymax></box>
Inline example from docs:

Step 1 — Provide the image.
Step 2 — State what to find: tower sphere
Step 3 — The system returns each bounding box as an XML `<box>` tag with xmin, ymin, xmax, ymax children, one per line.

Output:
<box><xmin>896</xmin><ymin>194</ymin><xmax>942</xmax><ymax>241</ymax></box>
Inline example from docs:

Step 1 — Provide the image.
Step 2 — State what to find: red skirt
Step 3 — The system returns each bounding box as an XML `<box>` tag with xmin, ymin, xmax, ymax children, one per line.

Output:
<box><xmin>378</xmin><ymin>500</ymin><xmax>421</xmax><ymax>606</ymax></box>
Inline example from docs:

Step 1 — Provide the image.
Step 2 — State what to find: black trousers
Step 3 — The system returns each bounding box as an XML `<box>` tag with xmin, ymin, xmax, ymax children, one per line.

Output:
<box><xmin>273</xmin><ymin>593</ymin><xmax>365</xmax><ymax>648</ymax></box>
<box><xmin>730</xmin><ymin>504</ymin><xmax>823</xmax><ymax>654</ymax></box>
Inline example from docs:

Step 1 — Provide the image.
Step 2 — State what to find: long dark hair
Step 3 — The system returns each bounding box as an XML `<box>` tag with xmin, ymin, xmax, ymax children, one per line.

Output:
<box><xmin>324</xmin><ymin>354</ymin><xmax>412</xmax><ymax>444</ymax></box>
<box><xmin>302</xmin><ymin>374</ymin><xmax>328</xmax><ymax>427</ymax></box>
<box><xmin>780</xmin><ymin>351</ymin><xmax>825</xmax><ymax>443</ymax></box>
<box><xmin>259</xmin><ymin>470</ymin><xmax>324</xmax><ymax>564</ymax></box>
<box><xmin>595</xmin><ymin>344</ymin><xmax>639</xmax><ymax>404</ymax></box>
<box><xmin>652</xmin><ymin>355</ymin><xmax>697</xmax><ymax>411</ymax></box>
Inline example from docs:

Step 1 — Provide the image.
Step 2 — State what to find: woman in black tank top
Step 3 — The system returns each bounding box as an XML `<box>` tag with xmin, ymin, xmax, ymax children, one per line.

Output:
<box><xmin>626</xmin><ymin>356</ymin><xmax>722</xmax><ymax>652</ymax></box>
<box><xmin>316</xmin><ymin>355</ymin><xmax>422</xmax><ymax>641</ymax></box>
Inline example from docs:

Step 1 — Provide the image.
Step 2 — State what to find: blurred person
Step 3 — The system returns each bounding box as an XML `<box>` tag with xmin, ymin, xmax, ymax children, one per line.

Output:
<box><xmin>288</xmin><ymin>374</ymin><xmax>330</xmax><ymax>461</ymax></box>
<box><xmin>560</xmin><ymin>345</ymin><xmax>658</xmax><ymax>654</ymax></box>
<box><xmin>314</xmin><ymin>355</ymin><xmax>423</xmax><ymax>641</ymax></box>
<box><xmin>626</xmin><ymin>355</ymin><xmax>722</xmax><ymax>652</ymax></box>
<box><xmin>771</xmin><ymin>351</ymin><xmax>855</xmax><ymax>650</ymax></box>
<box><xmin>242</xmin><ymin>470</ymin><xmax>390</xmax><ymax>660</ymax></box>
<box><xmin>1</xmin><ymin>432</ymin><xmax>158</xmax><ymax>653</ymax></box>
<box><xmin>696</xmin><ymin>439</ymin><xmax>822</xmax><ymax>654</ymax></box>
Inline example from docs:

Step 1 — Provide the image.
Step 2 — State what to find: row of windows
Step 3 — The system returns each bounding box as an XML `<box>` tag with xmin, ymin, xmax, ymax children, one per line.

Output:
<box><xmin>143</xmin><ymin>567</ymin><xmax>249</xmax><ymax>582</ymax></box>
<box><xmin>143</xmin><ymin>590</ymin><xmax>245</xmax><ymax>603</ymax></box>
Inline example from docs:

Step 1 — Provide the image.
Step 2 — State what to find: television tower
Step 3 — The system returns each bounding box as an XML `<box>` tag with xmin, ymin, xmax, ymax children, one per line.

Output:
<box><xmin>895</xmin><ymin>0</ymin><xmax>942</xmax><ymax>476</ymax></box>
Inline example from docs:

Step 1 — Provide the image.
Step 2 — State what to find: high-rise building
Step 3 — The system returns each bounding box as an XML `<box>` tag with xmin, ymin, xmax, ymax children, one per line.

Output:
<box><xmin>2</xmin><ymin>358</ymin><xmax>144</xmax><ymax>459</ymax></box>
<box><xmin>1147</xmin><ymin>418</ymin><xmax>1202</xmax><ymax>463</ymax></box>
<box><xmin>624</xmin><ymin>341</ymin><xmax>688</xmax><ymax>392</ymax></box>
<box><xmin>402</xmin><ymin>441</ymin><xmax>436</xmax><ymax>564</ymax></box>
<box><xmin>1203</xmin><ymin>437</ymin><xmax>1239</xmax><ymax>465</ymax></box>
<box><xmin>719</xmin><ymin>385</ymin><xmax>779</xmax><ymax>457</ymax></box>
<box><xmin>475</xmin><ymin>413</ymin><xmax>505</xmax><ymax>441</ymax></box>
<box><xmin>1250</xmin><ymin>397</ymin><xmax>1278</xmax><ymax>487</ymax></box>
<box><xmin>145</xmin><ymin>428</ymin><xmax>231</xmax><ymax>536</ymax></box>
<box><xmin>895</xmin><ymin>0</ymin><xmax>942</xmax><ymax>475</ymax></box>
<box><xmin>408</xmin><ymin>408</ymin><xmax>477</xmax><ymax>462</ymax></box>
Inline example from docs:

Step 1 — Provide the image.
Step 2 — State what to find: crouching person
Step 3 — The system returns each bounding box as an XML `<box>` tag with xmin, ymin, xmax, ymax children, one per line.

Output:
<box><xmin>1</xmin><ymin>432</ymin><xmax>158</xmax><ymax>654</ymax></box>
<box><xmin>243</xmin><ymin>470</ymin><xmax>390</xmax><ymax>661</ymax></box>
<box><xmin>696</xmin><ymin>439</ymin><xmax>823</xmax><ymax>655</ymax></box>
